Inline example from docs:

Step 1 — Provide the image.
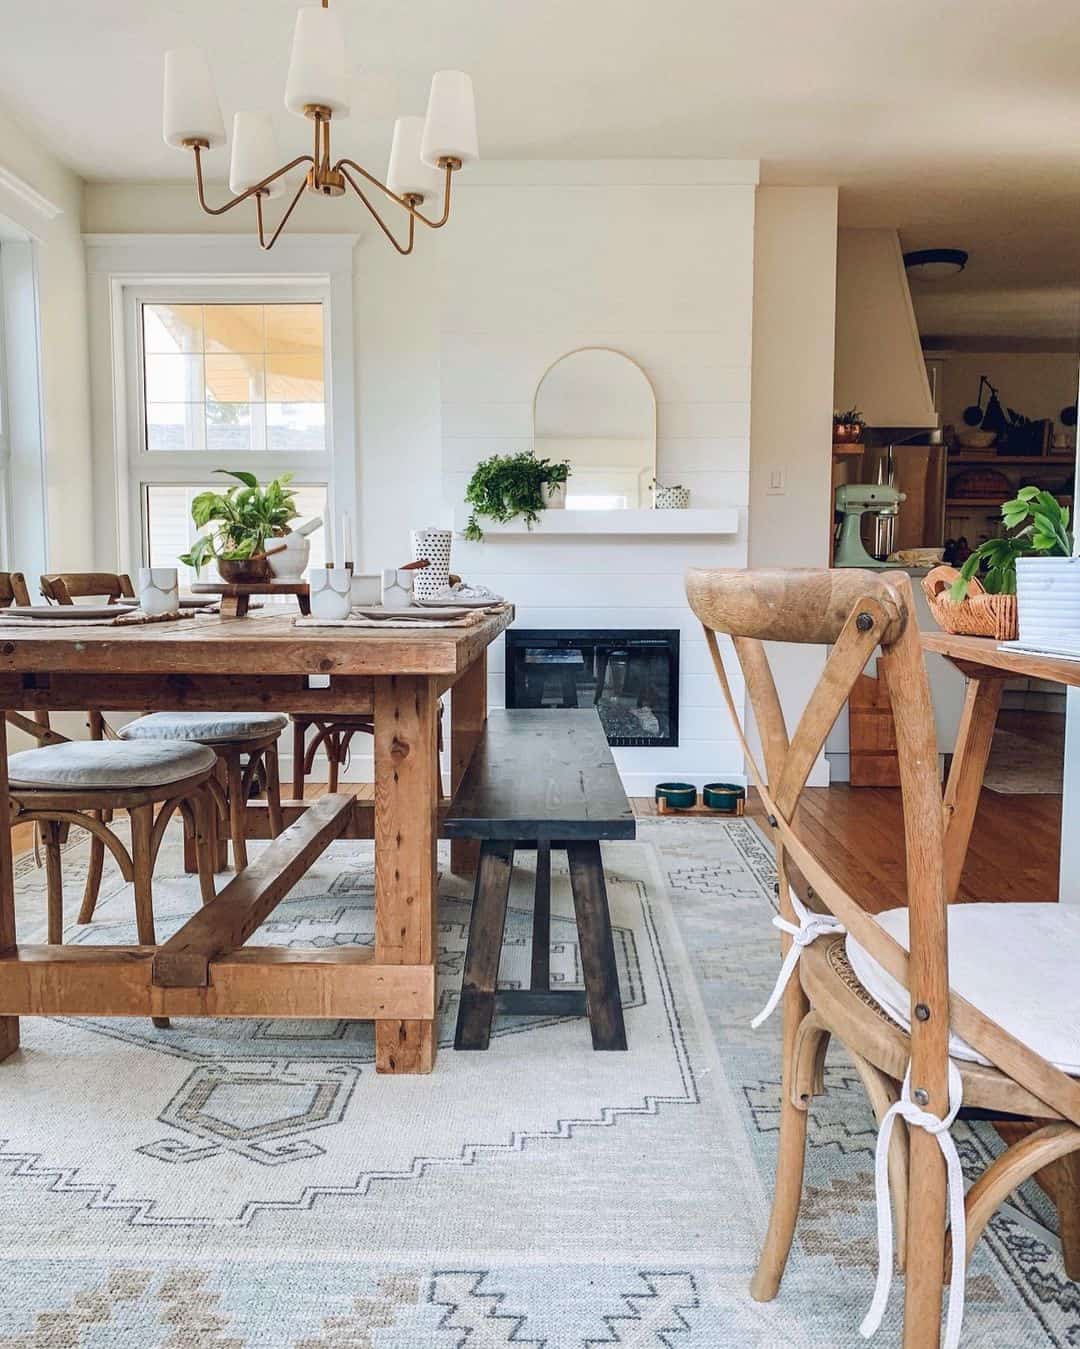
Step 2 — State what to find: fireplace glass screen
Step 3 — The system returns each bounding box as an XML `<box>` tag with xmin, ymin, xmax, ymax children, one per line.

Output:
<box><xmin>505</xmin><ymin>630</ymin><xmax>679</xmax><ymax>748</ymax></box>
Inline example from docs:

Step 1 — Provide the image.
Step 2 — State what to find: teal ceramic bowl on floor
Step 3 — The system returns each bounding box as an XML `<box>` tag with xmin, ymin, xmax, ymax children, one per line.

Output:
<box><xmin>655</xmin><ymin>781</ymin><xmax>697</xmax><ymax>810</ymax></box>
<box><xmin>702</xmin><ymin>782</ymin><xmax>746</xmax><ymax>813</ymax></box>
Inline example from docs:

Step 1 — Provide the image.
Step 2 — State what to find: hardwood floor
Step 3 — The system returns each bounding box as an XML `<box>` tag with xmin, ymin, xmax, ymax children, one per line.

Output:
<box><xmin>746</xmin><ymin>784</ymin><xmax>1062</xmax><ymax>913</ymax></box>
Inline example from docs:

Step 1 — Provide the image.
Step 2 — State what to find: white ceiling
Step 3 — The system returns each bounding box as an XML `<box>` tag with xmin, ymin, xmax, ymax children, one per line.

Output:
<box><xmin>4</xmin><ymin>0</ymin><xmax>1080</xmax><ymax>340</ymax></box>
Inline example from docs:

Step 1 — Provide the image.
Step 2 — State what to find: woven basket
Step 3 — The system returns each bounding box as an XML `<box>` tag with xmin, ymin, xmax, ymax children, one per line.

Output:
<box><xmin>922</xmin><ymin>565</ymin><xmax>1018</xmax><ymax>641</ymax></box>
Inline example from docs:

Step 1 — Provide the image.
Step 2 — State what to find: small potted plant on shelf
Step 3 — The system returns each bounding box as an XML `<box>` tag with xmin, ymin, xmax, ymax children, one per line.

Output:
<box><xmin>463</xmin><ymin>452</ymin><xmax>572</xmax><ymax>541</ymax></box>
<box><xmin>923</xmin><ymin>487</ymin><xmax>1074</xmax><ymax>643</ymax></box>
<box><xmin>179</xmin><ymin>469</ymin><xmax>299</xmax><ymax>581</ymax></box>
<box><xmin>833</xmin><ymin>408</ymin><xmax>866</xmax><ymax>444</ymax></box>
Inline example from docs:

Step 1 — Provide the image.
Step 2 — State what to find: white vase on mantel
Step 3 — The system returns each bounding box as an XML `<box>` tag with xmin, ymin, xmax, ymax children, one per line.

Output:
<box><xmin>541</xmin><ymin>482</ymin><xmax>567</xmax><ymax>510</ymax></box>
<box><xmin>1016</xmin><ymin>555</ymin><xmax>1080</xmax><ymax>648</ymax></box>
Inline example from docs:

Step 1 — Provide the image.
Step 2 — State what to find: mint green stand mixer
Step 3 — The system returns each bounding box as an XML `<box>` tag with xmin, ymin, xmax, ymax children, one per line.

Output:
<box><xmin>834</xmin><ymin>483</ymin><xmax>907</xmax><ymax>568</ymax></box>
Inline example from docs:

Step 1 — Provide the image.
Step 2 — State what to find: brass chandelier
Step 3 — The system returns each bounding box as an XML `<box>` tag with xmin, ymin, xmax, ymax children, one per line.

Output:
<box><xmin>163</xmin><ymin>0</ymin><xmax>478</xmax><ymax>252</ymax></box>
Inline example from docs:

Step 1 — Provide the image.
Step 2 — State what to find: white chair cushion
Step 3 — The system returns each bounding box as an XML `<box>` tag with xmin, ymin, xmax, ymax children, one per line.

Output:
<box><xmin>8</xmin><ymin>739</ymin><xmax>217</xmax><ymax>790</ymax></box>
<box><xmin>118</xmin><ymin>711</ymin><xmax>288</xmax><ymax>744</ymax></box>
<box><xmin>846</xmin><ymin>903</ymin><xmax>1080</xmax><ymax>1074</ymax></box>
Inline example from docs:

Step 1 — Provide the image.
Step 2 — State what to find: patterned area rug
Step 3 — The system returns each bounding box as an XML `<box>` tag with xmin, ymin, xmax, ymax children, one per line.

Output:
<box><xmin>0</xmin><ymin>819</ymin><xmax>1075</xmax><ymax>1345</ymax></box>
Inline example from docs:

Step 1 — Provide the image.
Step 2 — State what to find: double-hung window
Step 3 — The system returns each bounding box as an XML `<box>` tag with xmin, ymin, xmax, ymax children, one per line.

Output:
<box><xmin>124</xmin><ymin>284</ymin><xmax>338</xmax><ymax>588</ymax></box>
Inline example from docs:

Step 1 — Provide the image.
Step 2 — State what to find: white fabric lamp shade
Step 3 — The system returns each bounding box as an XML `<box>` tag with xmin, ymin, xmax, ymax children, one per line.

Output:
<box><xmin>387</xmin><ymin>116</ymin><xmax>444</xmax><ymax>201</ymax></box>
<box><xmin>229</xmin><ymin>112</ymin><xmax>286</xmax><ymax>198</ymax></box>
<box><xmin>421</xmin><ymin>70</ymin><xmax>478</xmax><ymax>167</ymax></box>
<box><xmin>284</xmin><ymin>6</ymin><xmax>351</xmax><ymax>118</ymax></box>
<box><xmin>163</xmin><ymin>47</ymin><xmax>226</xmax><ymax>149</ymax></box>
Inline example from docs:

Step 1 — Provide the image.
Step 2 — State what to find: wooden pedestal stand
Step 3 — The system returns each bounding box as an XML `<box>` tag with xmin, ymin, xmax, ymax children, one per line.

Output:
<box><xmin>191</xmin><ymin>581</ymin><xmax>311</xmax><ymax>620</ymax></box>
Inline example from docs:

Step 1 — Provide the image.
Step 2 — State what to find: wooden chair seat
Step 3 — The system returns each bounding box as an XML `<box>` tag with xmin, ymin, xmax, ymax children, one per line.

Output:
<box><xmin>119</xmin><ymin>711</ymin><xmax>288</xmax><ymax>743</ymax></box>
<box><xmin>8</xmin><ymin>739</ymin><xmax>217</xmax><ymax>789</ymax></box>
<box><xmin>800</xmin><ymin>934</ymin><xmax>1074</xmax><ymax>1121</ymax></box>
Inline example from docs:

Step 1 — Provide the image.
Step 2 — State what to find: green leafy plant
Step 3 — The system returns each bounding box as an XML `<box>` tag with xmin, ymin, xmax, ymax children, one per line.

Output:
<box><xmin>179</xmin><ymin>469</ymin><xmax>299</xmax><ymax>574</ymax></box>
<box><xmin>463</xmin><ymin>452</ymin><xmax>571</xmax><ymax>542</ymax></box>
<box><xmin>833</xmin><ymin>407</ymin><xmax>866</xmax><ymax>427</ymax></box>
<box><xmin>950</xmin><ymin>487</ymin><xmax>1073</xmax><ymax>600</ymax></box>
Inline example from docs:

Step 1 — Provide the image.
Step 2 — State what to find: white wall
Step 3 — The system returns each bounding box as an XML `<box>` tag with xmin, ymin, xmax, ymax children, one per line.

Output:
<box><xmin>748</xmin><ymin>186</ymin><xmax>839</xmax><ymax>784</ymax></box>
<box><xmin>934</xmin><ymin>351</ymin><xmax>1079</xmax><ymax>439</ymax></box>
<box><xmin>83</xmin><ymin>164</ymin><xmax>848</xmax><ymax>793</ymax></box>
<box><xmin>0</xmin><ymin>99</ymin><xmax>94</xmax><ymax>570</ymax></box>
<box><xmin>439</xmin><ymin>162</ymin><xmax>757</xmax><ymax>795</ymax></box>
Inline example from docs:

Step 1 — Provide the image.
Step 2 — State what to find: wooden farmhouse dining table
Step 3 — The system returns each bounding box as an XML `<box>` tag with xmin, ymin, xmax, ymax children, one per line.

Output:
<box><xmin>0</xmin><ymin>606</ymin><xmax>512</xmax><ymax>1074</ymax></box>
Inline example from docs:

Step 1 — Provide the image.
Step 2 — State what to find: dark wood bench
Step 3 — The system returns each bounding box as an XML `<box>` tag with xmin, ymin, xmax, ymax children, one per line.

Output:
<box><xmin>444</xmin><ymin>708</ymin><xmax>635</xmax><ymax>1052</ymax></box>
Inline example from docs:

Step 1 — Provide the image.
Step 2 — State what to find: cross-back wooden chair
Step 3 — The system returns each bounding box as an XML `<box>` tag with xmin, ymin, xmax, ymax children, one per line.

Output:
<box><xmin>3</xmin><ymin>710</ymin><xmax>220</xmax><ymax>1028</ymax></box>
<box><xmin>39</xmin><ymin>572</ymin><xmax>287</xmax><ymax>893</ymax></box>
<box><xmin>687</xmin><ymin>566</ymin><xmax>1080</xmax><ymax>1349</ymax></box>
<box><xmin>0</xmin><ymin>572</ymin><xmax>31</xmax><ymax>608</ymax></box>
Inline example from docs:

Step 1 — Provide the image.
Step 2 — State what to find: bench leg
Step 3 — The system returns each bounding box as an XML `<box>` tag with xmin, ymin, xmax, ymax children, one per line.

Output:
<box><xmin>455</xmin><ymin>841</ymin><xmax>514</xmax><ymax>1051</ymax></box>
<box><xmin>530</xmin><ymin>840</ymin><xmax>551</xmax><ymax>993</ymax></box>
<box><xmin>566</xmin><ymin>840</ymin><xmax>627</xmax><ymax>1051</ymax></box>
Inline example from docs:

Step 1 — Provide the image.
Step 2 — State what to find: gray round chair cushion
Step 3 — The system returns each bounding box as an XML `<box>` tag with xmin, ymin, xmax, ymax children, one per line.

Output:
<box><xmin>8</xmin><ymin>739</ymin><xmax>217</xmax><ymax>790</ymax></box>
<box><xmin>118</xmin><ymin>711</ymin><xmax>289</xmax><ymax>744</ymax></box>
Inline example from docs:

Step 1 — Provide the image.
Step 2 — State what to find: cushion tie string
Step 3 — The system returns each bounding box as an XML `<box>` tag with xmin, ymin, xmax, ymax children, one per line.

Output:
<box><xmin>751</xmin><ymin>890</ymin><xmax>845</xmax><ymax>1029</ymax></box>
<box><xmin>860</xmin><ymin>1061</ymin><xmax>966</xmax><ymax>1349</ymax></box>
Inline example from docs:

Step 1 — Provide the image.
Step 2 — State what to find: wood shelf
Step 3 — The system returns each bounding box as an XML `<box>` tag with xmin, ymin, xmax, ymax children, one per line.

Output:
<box><xmin>949</xmin><ymin>453</ymin><xmax>1075</xmax><ymax>467</ymax></box>
<box><xmin>945</xmin><ymin>495</ymin><xmax>1073</xmax><ymax>508</ymax></box>
<box><xmin>832</xmin><ymin>442</ymin><xmax>865</xmax><ymax>458</ymax></box>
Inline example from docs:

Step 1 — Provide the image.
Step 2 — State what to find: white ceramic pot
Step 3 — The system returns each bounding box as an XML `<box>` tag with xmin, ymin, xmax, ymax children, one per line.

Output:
<box><xmin>138</xmin><ymin>566</ymin><xmax>179</xmax><ymax>615</ymax></box>
<box><xmin>1016</xmin><ymin>556</ymin><xmax>1080</xmax><ymax>647</ymax></box>
<box><xmin>309</xmin><ymin>566</ymin><xmax>353</xmax><ymax>620</ymax></box>
<box><xmin>381</xmin><ymin>568</ymin><xmax>415</xmax><ymax>609</ymax></box>
<box><xmin>542</xmin><ymin>481</ymin><xmax>567</xmax><ymax>510</ymax></box>
<box><xmin>267</xmin><ymin>533</ymin><xmax>311</xmax><ymax>581</ymax></box>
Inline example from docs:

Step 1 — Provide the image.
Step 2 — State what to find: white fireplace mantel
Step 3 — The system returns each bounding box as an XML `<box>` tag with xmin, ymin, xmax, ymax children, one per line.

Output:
<box><xmin>451</xmin><ymin>507</ymin><xmax>739</xmax><ymax>537</ymax></box>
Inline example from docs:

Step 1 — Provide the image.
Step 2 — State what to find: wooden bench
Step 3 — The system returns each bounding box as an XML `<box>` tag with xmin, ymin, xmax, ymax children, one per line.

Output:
<box><xmin>443</xmin><ymin>708</ymin><xmax>635</xmax><ymax>1051</ymax></box>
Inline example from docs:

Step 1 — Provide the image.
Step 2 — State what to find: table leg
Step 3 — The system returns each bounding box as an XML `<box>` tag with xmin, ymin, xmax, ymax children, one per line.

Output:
<box><xmin>0</xmin><ymin>715</ymin><xmax>19</xmax><ymax>1059</ymax></box>
<box><xmin>942</xmin><ymin>675</ymin><xmax>1004</xmax><ymax>901</ymax></box>
<box><xmin>450</xmin><ymin>650</ymin><xmax>487</xmax><ymax>877</ymax></box>
<box><xmin>374</xmin><ymin>675</ymin><xmax>439</xmax><ymax>1073</ymax></box>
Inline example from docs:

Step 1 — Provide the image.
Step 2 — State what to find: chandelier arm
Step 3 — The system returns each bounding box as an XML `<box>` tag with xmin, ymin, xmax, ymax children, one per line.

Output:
<box><xmin>335</xmin><ymin>157</ymin><xmax>456</xmax><ymax>229</ymax></box>
<box><xmin>255</xmin><ymin>176</ymin><xmax>312</xmax><ymax>252</ymax></box>
<box><xmin>191</xmin><ymin>144</ymin><xmax>315</xmax><ymax>217</ymax></box>
<box><xmin>338</xmin><ymin>166</ymin><xmax>416</xmax><ymax>255</ymax></box>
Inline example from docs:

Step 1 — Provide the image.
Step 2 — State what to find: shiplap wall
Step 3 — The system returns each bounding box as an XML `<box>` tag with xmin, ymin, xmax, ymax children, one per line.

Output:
<box><xmin>438</xmin><ymin>162</ymin><xmax>758</xmax><ymax>794</ymax></box>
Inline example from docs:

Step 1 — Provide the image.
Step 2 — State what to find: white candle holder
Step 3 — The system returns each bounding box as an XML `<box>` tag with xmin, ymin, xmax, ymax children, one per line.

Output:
<box><xmin>138</xmin><ymin>566</ymin><xmax>179</xmax><ymax>615</ymax></box>
<box><xmin>309</xmin><ymin>566</ymin><xmax>353</xmax><ymax>620</ymax></box>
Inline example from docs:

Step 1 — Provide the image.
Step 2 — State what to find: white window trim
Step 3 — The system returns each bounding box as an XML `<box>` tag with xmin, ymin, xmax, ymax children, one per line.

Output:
<box><xmin>84</xmin><ymin>234</ymin><xmax>358</xmax><ymax>575</ymax></box>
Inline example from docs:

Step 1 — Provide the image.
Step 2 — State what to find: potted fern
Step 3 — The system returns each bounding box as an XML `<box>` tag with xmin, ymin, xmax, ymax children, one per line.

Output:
<box><xmin>179</xmin><ymin>469</ymin><xmax>299</xmax><ymax>581</ymax></box>
<box><xmin>463</xmin><ymin>452</ymin><xmax>571</xmax><ymax>541</ymax></box>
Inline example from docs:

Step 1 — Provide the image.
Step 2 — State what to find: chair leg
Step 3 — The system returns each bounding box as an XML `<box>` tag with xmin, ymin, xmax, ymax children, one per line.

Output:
<box><xmin>78</xmin><ymin>808</ymin><xmax>110</xmax><ymax>924</ymax></box>
<box><xmin>751</xmin><ymin>975</ymin><xmax>813</xmax><ymax>1302</ymax></box>
<box><xmin>42</xmin><ymin>820</ymin><xmax>64</xmax><ymax>944</ymax></box>
<box><xmin>130</xmin><ymin>803</ymin><xmax>169</xmax><ymax>1029</ymax></box>
<box><xmin>291</xmin><ymin>718</ymin><xmax>306</xmax><ymax>800</ymax></box>
<box><xmin>565</xmin><ymin>840</ymin><xmax>626</xmax><ymax>1050</ymax></box>
<box><xmin>901</xmin><ymin>1135</ymin><xmax>948</xmax><ymax>1347</ymax></box>
<box><xmin>1051</xmin><ymin>1149</ymin><xmax>1080</xmax><ymax>1281</ymax></box>
<box><xmin>530</xmin><ymin>841</ymin><xmax>551</xmax><ymax>993</ymax></box>
<box><xmin>327</xmin><ymin>732</ymin><xmax>341</xmax><ymax>792</ymax></box>
<box><xmin>455</xmin><ymin>841</ymin><xmax>514</xmax><ymax>1050</ymax></box>
<box><xmin>264</xmin><ymin>743</ymin><xmax>285</xmax><ymax>837</ymax></box>
<box><xmin>188</xmin><ymin>791</ymin><xmax>217</xmax><ymax>907</ymax></box>
<box><xmin>224</xmin><ymin>750</ymin><xmax>248</xmax><ymax>871</ymax></box>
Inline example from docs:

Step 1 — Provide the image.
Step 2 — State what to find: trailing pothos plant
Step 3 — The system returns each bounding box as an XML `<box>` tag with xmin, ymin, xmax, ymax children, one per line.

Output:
<box><xmin>950</xmin><ymin>486</ymin><xmax>1074</xmax><ymax>601</ymax></box>
<box><xmin>179</xmin><ymin>469</ymin><xmax>299</xmax><ymax>574</ymax></box>
<box><xmin>463</xmin><ymin>452</ymin><xmax>571</xmax><ymax>541</ymax></box>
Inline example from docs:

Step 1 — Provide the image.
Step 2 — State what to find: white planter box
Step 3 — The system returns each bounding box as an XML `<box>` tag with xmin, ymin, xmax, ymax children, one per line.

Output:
<box><xmin>1016</xmin><ymin>556</ymin><xmax>1080</xmax><ymax>646</ymax></box>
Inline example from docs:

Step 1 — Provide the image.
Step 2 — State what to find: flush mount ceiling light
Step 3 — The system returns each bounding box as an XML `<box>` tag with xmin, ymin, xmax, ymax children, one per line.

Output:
<box><xmin>162</xmin><ymin>0</ymin><xmax>477</xmax><ymax>253</ymax></box>
<box><xmin>902</xmin><ymin>248</ymin><xmax>968</xmax><ymax>280</ymax></box>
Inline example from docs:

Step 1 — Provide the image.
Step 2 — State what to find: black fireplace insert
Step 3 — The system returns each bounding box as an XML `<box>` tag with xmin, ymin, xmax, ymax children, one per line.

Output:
<box><xmin>504</xmin><ymin>629</ymin><xmax>679</xmax><ymax>748</ymax></box>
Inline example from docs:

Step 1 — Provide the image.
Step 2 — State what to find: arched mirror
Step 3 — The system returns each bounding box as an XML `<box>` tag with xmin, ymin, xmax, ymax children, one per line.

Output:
<box><xmin>533</xmin><ymin>348</ymin><xmax>656</xmax><ymax>509</ymax></box>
